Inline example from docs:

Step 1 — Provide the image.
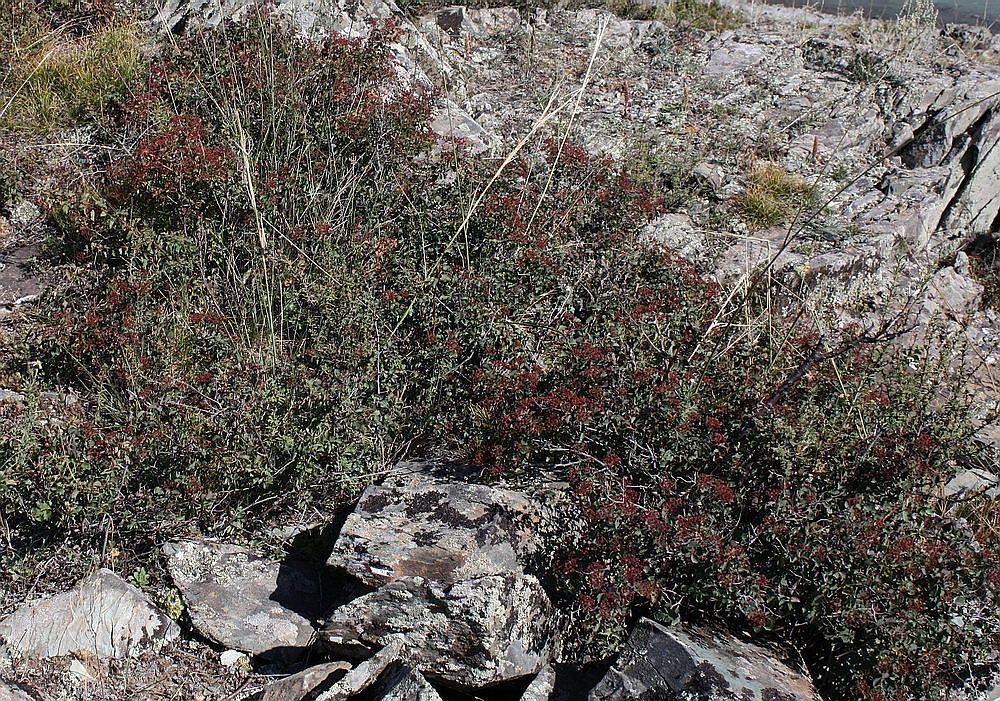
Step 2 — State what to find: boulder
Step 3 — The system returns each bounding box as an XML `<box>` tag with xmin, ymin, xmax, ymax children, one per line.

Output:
<box><xmin>0</xmin><ymin>569</ymin><xmax>179</xmax><ymax>660</ymax></box>
<box><xmin>163</xmin><ymin>540</ymin><xmax>323</xmax><ymax>658</ymax></box>
<box><xmin>326</xmin><ymin>464</ymin><xmax>539</xmax><ymax>588</ymax></box>
<box><xmin>589</xmin><ymin>618</ymin><xmax>821</xmax><ymax>701</ymax></box>
<box><xmin>322</xmin><ymin>573</ymin><xmax>554</xmax><ymax>688</ymax></box>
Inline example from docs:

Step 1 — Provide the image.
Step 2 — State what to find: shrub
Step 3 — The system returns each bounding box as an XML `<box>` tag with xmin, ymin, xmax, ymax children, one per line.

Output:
<box><xmin>0</xmin><ymin>9</ymin><xmax>996</xmax><ymax>701</ymax></box>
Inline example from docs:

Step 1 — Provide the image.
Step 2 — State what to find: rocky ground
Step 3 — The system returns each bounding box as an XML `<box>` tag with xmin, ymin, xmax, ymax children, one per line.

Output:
<box><xmin>3</xmin><ymin>0</ymin><xmax>1000</xmax><ymax>698</ymax></box>
<box><xmin>0</xmin><ymin>463</ymin><xmax>829</xmax><ymax>701</ymax></box>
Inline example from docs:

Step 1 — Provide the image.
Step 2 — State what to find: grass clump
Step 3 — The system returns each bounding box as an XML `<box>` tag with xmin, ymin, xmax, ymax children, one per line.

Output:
<box><xmin>607</xmin><ymin>0</ymin><xmax>742</xmax><ymax>30</ymax></box>
<box><xmin>734</xmin><ymin>161</ymin><xmax>815</xmax><ymax>230</ymax></box>
<box><xmin>0</xmin><ymin>12</ymin><xmax>143</xmax><ymax>133</ymax></box>
<box><xmin>0</xmin><ymin>9</ymin><xmax>997</xmax><ymax>701</ymax></box>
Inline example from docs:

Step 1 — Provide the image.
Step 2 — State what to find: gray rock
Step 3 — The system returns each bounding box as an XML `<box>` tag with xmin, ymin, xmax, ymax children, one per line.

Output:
<box><xmin>0</xmin><ymin>682</ymin><xmax>38</xmax><ymax>701</ymax></box>
<box><xmin>322</xmin><ymin>574</ymin><xmax>554</xmax><ymax>688</ymax></box>
<box><xmin>163</xmin><ymin>540</ymin><xmax>321</xmax><ymax>658</ymax></box>
<box><xmin>0</xmin><ymin>246</ymin><xmax>42</xmax><ymax>311</ymax></box>
<box><xmin>261</xmin><ymin>661</ymin><xmax>352</xmax><ymax>701</ymax></box>
<box><xmin>521</xmin><ymin>665</ymin><xmax>556</xmax><ymax>701</ymax></box>
<box><xmin>313</xmin><ymin>637</ymin><xmax>405</xmax><ymax>700</ymax></box>
<box><xmin>704</xmin><ymin>41</ymin><xmax>766</xmax><ymax>77</ymax></box>
<box><xmin>0</xmin><ymin>569</ymin><xmax>179</xmax><ymax>661</ymax></box>
<box><xmin>589</xmin><ymin>618</ymin><xmax>821</xmax><ymax>701</ymax></box>
<box><xmin>945</xmin><ymin>468</ymin><xmax>1000</xmax><ymax>499</ymax></box>
<box><xmin>365</xmin><ymin>664</ymin><xmax>443</xmax><ymax>701</ymax></box>
<box><xmin>326</xmin><ymin>464</ymin><xmax>539</xmax><ymax>588</ymax></box>
<box><xmin>0</xmin><ymin>389</ymin><xmax>23</xmax><ymax>403</ymax></box>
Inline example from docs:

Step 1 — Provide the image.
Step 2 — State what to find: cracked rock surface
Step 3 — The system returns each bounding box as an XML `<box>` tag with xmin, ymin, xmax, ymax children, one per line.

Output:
<box><xmin>326</xmin><ymin>463</ymin><xmax>540</xmax><ymax>587</ymax></box>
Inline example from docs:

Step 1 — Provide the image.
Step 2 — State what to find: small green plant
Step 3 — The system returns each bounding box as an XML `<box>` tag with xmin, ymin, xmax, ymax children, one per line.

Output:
<box><xmin>734</xmin><ymin>162</ymin><xmax>815</xmax><ymax>230</ymax></box>
<box><xmin>158</xmin><ymin>588</ymin><xmax>185</xmax><ymax>620</ymax></box>
<box><xmin>130</xmin><ymin>566</ymin><xmax>151</xmax><ymax>588</ymax></box>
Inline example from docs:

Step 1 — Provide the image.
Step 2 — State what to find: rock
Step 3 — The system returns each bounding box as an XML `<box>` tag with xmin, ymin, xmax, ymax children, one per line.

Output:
<box><xmin>312</xmin><ymin>637</ymin><xmax>406</xmax><ymax>700</ymax></box>
<box><xmin>589</xmin><ymin>618</ymin><xmax>821</xmax><ymax>701</ymax></box>
<box><xmin>220</xmin><ymin>649</ymin><xmax>251</xmax><ymax>668</ymax></box>
<box><xmin>326</xmin><ymin>464</ymin><xmax>539</xmax><ymax>588</ymax></box>
<box><xmin>0</xmin><ymin>682</ymin><xmax>37</xmax><ymax>701</ymax></box>
<box><xmin>67</xmin><ymin>657</ymin><xmax>96</xmax><ymax>682</ymax></box>
<box><xmin>163</xmin><ymin>540</ymin><xmax>324</xmax><ymax>658</ymax></box>
<box><xmin>692</xmin><ymin>162</ymin><xmax>725</xmax><ymax>193</ymax></box>
<box><xmin>261</xmin><ymin>660</ymin><xmax>353</xmax><ymax>701</ymax></box>
<box><xmin>0</xmin><ymin>389</ymin><xmax>23</xmax><ymax>403</ymax></box>
<box><xmin>520</xmin><ymin>664</ymin><xmax>556</xmax><ymax>701</ymax></box>
<box><xmin>945</xmin><ymin>468</ymin><xmax>1000</xmax><ymax>499</ymax></box>
<box><xmin>704</xmin><ymin>41</ymin><xmax>766</xmax><ymax>78</ymax></box>
<box><xmin>919</xmin><ymin>262</ymin><xmax>984</xmax><ymax>322</ymax></box>
<box><xmin>0</xmin><ymin>569</ymin><xmax>179</xmax><ymax>661</ymax></box>
<box><xmin>0</xmin><ymin>246</ymin><xmax>43</xmax><ymax>312</ymax></box>
<box><xmin>643</xmin><ymin>214</ymin><xmax>712</xmax><ymax>268</ymax></box>
<box><xmin>322</xmin><ymin>573</ymin><xmax>553</xmax><ymax>688</ymax></box>
<box><xmin>364</xmin><ymin>664</ymin><xmax>443</xmax><ymax>701</ymax></box>
<box><xmin>430</xmin><ymin>102</ymin><xmax>497</xmax><ymax>155</ymax></box>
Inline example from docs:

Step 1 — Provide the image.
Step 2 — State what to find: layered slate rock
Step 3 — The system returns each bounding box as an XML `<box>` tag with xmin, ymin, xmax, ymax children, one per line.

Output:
<box><xmin>0</xmin><ymin>569</ymin><xmax>179</xmax><ymax>660</ymax></box>
<box><xmin>326</xmin><ymin>464</ymin><xmax>539</xmax><ymax>587</ymax></box>
<box><xmin>589</xmin><ymin>619</ymin><xmax>821</xmax><ymax>701</ymax></box>
<box><xmin>163</xmin><ymin>540</ymin><xmax>322</xmax><ymax>658</ymax></box>
<box><xmin>322</xmin><ymin>574</ymin><xmax>553</xmax><ymax>688</ymax></box>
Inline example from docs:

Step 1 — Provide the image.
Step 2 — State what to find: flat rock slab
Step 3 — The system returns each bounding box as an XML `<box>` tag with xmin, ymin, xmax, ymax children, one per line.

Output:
<box><xmin>589</xmin><ymin>618</ymin><xmax>821</xmax><ymax>701</ymax></box>
<box><xmin>163</xmin><ymin>540</ymin><xmax>323</xmax><ymax>658</ymax></box>
<box><xmin>326</xmin><ymin>463</ymin><xmax>539</xmax><ymax>587</ymax></box>
<box><xmin>322</xmin><ymin>573</ymin><xmax>553</xmax><ymax>688</ymax></box>
<box><xmin>260</xmin><ymin>660</ymin><xmax>352</xmax><ymax>701</ymax></box>
<box><xmin>0</xmin><ymin>682</ymin><xmax>37</xmax><ymax>701</ymax></box>
<box><xmin>0</xmin><ymin>246</ymin><xmax>42</xmax><ymax>311</ymax></box>
<box><xmin>0</xmin><ymin>569</ymin><xmax>179</xmax><ymax>661</ymax></box>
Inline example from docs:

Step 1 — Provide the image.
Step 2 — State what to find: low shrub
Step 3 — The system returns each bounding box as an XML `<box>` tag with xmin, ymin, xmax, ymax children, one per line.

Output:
<box><xmin>0</xmin><ymin>9</ymin><xmax>996</xmax><ymax>701</ymax></box>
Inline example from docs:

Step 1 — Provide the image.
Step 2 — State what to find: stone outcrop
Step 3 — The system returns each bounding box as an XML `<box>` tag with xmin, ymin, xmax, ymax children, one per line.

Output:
<box><xmin>0</xmin><ymin>569</ymin><xmax>179</xmax><ymax>661</ymax></box>
<box><xmin>163</xmin><ymin>540</ymin><xmax>323</xmax><ymax>658</ymax></box>
<box><xmin>589</xmin><ymin>618</ymin><xmax>821</xmax><ymax>701</ymax></box>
